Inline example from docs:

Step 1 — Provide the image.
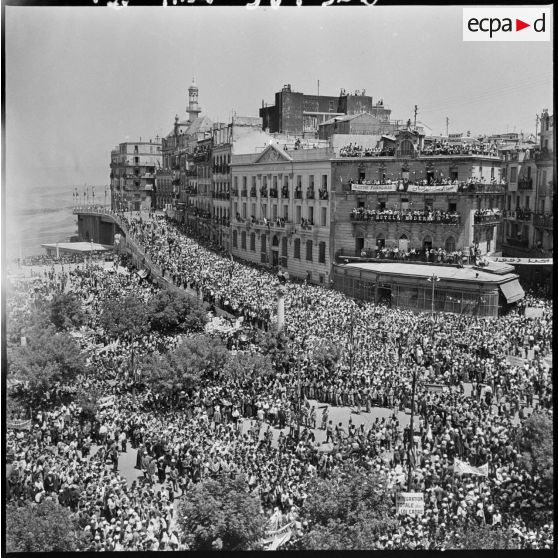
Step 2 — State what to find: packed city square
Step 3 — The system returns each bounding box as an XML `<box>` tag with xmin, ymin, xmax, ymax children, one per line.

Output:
<box><xmin>6</xmin><ymin>211</ymin><xmax>553</xmax><ymax>551</ymax></box>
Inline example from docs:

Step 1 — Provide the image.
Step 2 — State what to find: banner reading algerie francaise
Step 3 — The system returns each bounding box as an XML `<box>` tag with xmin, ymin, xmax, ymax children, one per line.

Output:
<box><xmin>351</xmin><ymin>183</ymin><xmax>397</xmax><ymax>192</ymax></box>
<box><xmin>407</xmin><ymin>184</ymin><xmax>458</xmax><ymax>193</ymax></box>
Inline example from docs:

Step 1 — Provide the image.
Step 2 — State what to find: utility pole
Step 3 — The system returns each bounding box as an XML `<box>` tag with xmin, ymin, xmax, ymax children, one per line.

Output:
<box><xmin>414</xmin><ymin>105</ymin><xmax>418</xmax><ymax>129</ymax></box>
<box><xmin>446</xmin><ymin>117</ymin><xmax>449</xmax><ymax>137</ymax></box>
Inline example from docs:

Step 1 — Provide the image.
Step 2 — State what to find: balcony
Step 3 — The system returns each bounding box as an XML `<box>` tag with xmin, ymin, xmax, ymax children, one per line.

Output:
<box><xmin>518</xmin><ymin>177</ymin><xmax>533</xmax><ymax>190</ymax></box>
<box><xmin>270</xmin><ymin>188</ymin><xmax>278</xmax><ymax>199</ymax></box>
<box><xmin>212</xmin><ymin>191</ymin><xmax>230</xmax><ymax>200</ymax></box>
<box><xmin>295</xmin><ymin>189</ymin><xmax>303</xmax><ymax>199</ymax></box>
<box><xmin>307</xmin><ymin>189</ymin><xmax>315</xmax><ymax>200</ymax></box>
<box><xmin>281</xmin><ymin>186</ymin><xmax>289</xmax><ymax>198</ymax></box>
<box><xmin>342</xmin><ymin>180</ymin><xmax>505</xmax><ymax>195</ymax></box>
<box><xmin>241</xmin><ymin>189</ymin><xmax>248</xmax><ymax>197</ymax></box>
<box><xmin>533</xmin><ymin>213</ymin><xmax>553</xmax><ymax>229</ymax></box>
<box><xmin>231</xmin><ymin>188</ymin><xmax>239</xmax><ymax>197</ymax></box>
<box><xmin>319</xmin><ymin>189</ymin><xmax>329</xmax><ymax>200</ymax></box>
<box><xmin>260</xmin><ymin>187</ymin><xmax>268</xmax><ymax>197</ymax></box>
<box><xmin>250</xmin><ymin>187</ymin><xmax>257</xmax><ymax>198</ymax></box>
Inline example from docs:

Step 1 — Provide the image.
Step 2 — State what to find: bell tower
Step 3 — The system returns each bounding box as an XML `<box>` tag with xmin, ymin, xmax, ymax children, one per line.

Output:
<box><xmin>187</xmin><ymin>77</ymin><xmax>201</xmax><ymax>122</ymax></box>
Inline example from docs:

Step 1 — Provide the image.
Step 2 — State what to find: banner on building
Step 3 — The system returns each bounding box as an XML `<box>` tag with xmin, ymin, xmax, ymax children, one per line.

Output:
<box><xmin>506</xmin><ymin>355</ymin><xmax>526</xmax><ymax>368</ymax></box>
<box><xmin>489</xmin><ymin>257</ymin><xmax>553</xmax><ymax>266</ymax></box>
<box><xmin>407</xmin><ymin>184</ymin><xmax>458</xmax><ymax>193</ymax></box>
<box><xmin>453</xmin><ymin>458</ymin><xmax>489</xmax><ymax>477</ymax></box>
<box><xmin>396</xmin><ymin>492</ymin><xmax>425</xmax><ymax>516</ymax></box>
<box><xmin>351</xmin><ymin>183</ymin><xmax>397</xmax><ymax>192</ymax></box>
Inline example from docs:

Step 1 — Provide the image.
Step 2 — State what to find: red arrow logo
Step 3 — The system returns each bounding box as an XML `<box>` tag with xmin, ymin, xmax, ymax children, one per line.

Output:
<box><xmin>516</xmin><ymin>19</ymin><xmax>530</xmax><ymax>31</ymax></box>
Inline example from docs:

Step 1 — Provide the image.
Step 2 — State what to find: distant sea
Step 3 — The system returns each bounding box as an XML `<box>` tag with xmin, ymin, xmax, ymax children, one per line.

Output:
<box><xmin>5</xmin><ymin>184</ymin><xmax>81</xmax><ymax>259</ymax></box>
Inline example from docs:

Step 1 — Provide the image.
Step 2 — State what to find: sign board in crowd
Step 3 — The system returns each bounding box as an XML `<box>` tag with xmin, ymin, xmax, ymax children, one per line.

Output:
<box><xmin>506</xmin><ymin>355</ymin><xmax>526</xmax><ymax>368</ymax></box>
<box><xmin>524</xmin><ymin>307</ymin><xmax>545</xmax><ymax>319</ymax></box>
<box><xmin>98</xmin><ymin>395</ymin><xmax>116</xmax><ymax>409</ymax></box>
<box><xmin>453</xmin><ymin>458</ymin><xmax>489</xmax><ymax>477</ymax></box>
<box><xmin>396</xmin><ymin>492</ymin><xmax>425</xmax><ymax>517</ymax></box>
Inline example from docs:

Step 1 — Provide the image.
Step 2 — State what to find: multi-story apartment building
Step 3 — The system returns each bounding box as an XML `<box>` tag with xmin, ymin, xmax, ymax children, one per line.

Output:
<box><xmin>230</xmin><ymin>144</ymin><xmax>334</xmax><ymax>284</ymax></box>
<box><xmin>211</xmin><ymin>117</ymin><xmax>273</xmax><ymax>251</ymax></box>
<box><xmin>259</xmin><ymin>84</ymin><xmax>392</xmax><ymax>137</ymax></box>
<box><xmin>332</xmin><ymin>128</ymin><xmax>505</xmax><ymax>259</ymax></box>
<box><xmin>498</xmin><ymin>110</ymin><xmax>554</xmax><ymax>291</ymax></box>
<box><xmin>110</xmin><ymin>139</ymin><xmax>162</xmax><ymax>211</ymax></box>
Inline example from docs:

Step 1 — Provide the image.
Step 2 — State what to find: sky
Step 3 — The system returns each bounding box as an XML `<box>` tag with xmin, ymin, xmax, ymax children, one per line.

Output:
<box><xmin>4</xmin><ymin>4</ymin><xmax>554</xmax><ymax>195</ymax></box>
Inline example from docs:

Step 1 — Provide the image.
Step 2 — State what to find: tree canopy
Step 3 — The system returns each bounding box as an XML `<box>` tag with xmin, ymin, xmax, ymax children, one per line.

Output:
<box><xmin>222</xmin><ymin>351</ymin><xmax>274</xmax><ymax>384</ymax></box>
<box><xmin>49</xmin><ymin>292</ymin><xmax>85</xmax><ymax>331</ymax></box>
<box><xmin>7</xmin><ymin>323</ymin><xmax>87</xmax><ymax>407</ymax></box>
<box><xmin>177</xmin><ymin>476</ymin><xmax>265</xmax><ymax>551</ymax></box>
<box><xmin>518</xmin><ymin>410</ymin><xmax>553</xmax><ymax>490</ymax></box>
<box><xmin>141</xmin><ymin>334</ymin><xmax>229</xmax><ymax>398</ymax></box>
<box><xmin>100</xmin><ymin>294</ymin><xmax>151</xmax><ymax>340</ymax></box>
<box><xmin>6</xmin><ymin>500</ymin><xmax>85</xmax><ymax>552</ymax></box>
<box><xmin>149</xmin><ymin>289</ymin><xmax>208</xmax><ymax>334</ymax></box>
<box><xmin>295</xmin><ymin>467</ymin><xmax>398</xmax><ymax>550</ymax></box>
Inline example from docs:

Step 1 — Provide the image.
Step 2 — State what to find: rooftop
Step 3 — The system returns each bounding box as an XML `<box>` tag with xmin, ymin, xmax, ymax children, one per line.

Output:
<box><xmin>341</xmin><ymin>262</ymin><xmax>518</xmax><ymax>284</ymax></box>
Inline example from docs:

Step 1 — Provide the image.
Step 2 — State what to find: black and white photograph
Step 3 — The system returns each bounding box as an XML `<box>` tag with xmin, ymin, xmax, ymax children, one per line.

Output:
<box><xmin>2</xmin><ymin>1</ymin><xmax>554</xmax><ymax>553</ymax></box>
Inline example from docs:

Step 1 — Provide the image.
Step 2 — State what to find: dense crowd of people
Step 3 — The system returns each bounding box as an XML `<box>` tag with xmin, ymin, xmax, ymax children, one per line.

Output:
<box><xmin>6</xmin><ymin>211</ymin><xmax>553</xmax><ymax>551</ymax></box>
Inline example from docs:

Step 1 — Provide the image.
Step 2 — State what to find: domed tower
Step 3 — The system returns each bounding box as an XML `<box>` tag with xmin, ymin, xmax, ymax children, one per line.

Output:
<box><xmin>187</xmin><ymin>77</ymin><xmax>201</xmax><ymax>122</ymax></box>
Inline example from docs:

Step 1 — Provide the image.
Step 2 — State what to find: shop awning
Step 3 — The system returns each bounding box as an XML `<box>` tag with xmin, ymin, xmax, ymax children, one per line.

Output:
<box><xmin>500</xmin><ymin>280</ymin><xmax>525</xmax><ymax>303</ymax></box>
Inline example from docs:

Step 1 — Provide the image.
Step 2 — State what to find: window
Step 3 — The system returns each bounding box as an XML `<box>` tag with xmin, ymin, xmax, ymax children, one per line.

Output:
<box><xmin>232</xmin><ymin>230</ymin><xmax>238</xmax><ymax>248</ymax></box>
<box><xmin>306</xmin><ymin>240</ymin><xmax>313</xmax><ymax>261</ymax></box>
<box><xmin>309</xmin><ymin>175</ymin><xmax>315</xmax><ymax>189</ymax></box>
<box><xmin>319</xmin><ymin>241</ymin><xmax>326</xmax><ymax>263</ymax></box>
<box><xmin>294</xmin><ymin>238</ymin><xmax>301</xmax><ymax>259</ymax></box>
<box><xmin>262</xmin><ymin>204</ymin><xmax>267</xmax><ymax>219</ymax></box>
<box><xmin>282</xmin><ymin>237</ymin><xmax>288</xmax><ymax>257</ymax></box>
<box><xmin>272</xmin><ymin>205</ymin><xmax>278</xmax><ymax>219</ymax></box>
<box><xmin>241</xmin><ymin>231</ymin><xmax>247</xmax><ymax>249</ymax></box>
<box><xmin>261</xmin><ymin>234</ymin><xmax>267</xmax><ymax>253</ymax></box>
<box><xmin>233</xmin><ymin>202</ymin><xmax>238</xmax><ymax>216</ymax></box>
<box><xmin>322</xmin><ymin>175</ymin><xmax>328</xmax><ymax>189</ymax></box>
<box><xmin>243</xmin><ymin>176</ymin><xmax>247</xmax><ymax>188</ymax></box>
<box><xmin>297</xmin><ymin>176</ymin><xmax>302</xmax><ymax>188</ymax></box>
<box><xmin>525</xmin><ymin>196</ymin><xmax>530</xmax><ymax>209</ymax></box>
<box><xmin>425</xmin><ymin>198</ymin><xmax>433</xmax><ymax>211</ymax></box>
<box><xmin>242</xmin><ymin>203</ymin><xmax>246</xmax><ymax>218</ymax></box>
<box><xmin>491</xmin><ymin>167</ymin><xmax>494</xmax><ymax>179</ymax></box>
<box><xmin>308</xmin><ymin>206</ymin><xmax>314</xmax><ymax>224</ymax></box>
<box><xmin>448</xmin><ymin>202</ymin><xmax>457</xmax><ymax>212</ymax></box>
<box><xmin>296</xmin><ymin>205</ymin><xmax>302</xmax><ymax>224</ymax></box>
<box><xmin>234</xmin><ymin>176</ymin><xmax>238</xmax><ymax>188</ymax></box>
<box><xmin>507</xmin><ymin>196</ymin><xmax>511</xmax><ymax>211</ymax></box>
<box><xmin>273</xmin><ymin>176</ymin><xmax>277</xmax><ymax>188</ymax></box>
<box><xmin>283</xmin><ymin>205</ymin><xmax>289</xmax><ymax>220</ymax></box>
<box><xmin>263</xmin><ymin>176</ymin><xmax>268</xmax><ymax>188</ymax></box>
<box><xmin>321</xmin><ymin>207</ymin><xmax>327</xmax><ymax>226</ymax></box>
<box><xmin>252</xmin><ymin>176</ymin><xmax>256</xmax><ymax>188</ymax></box>
<box><xmin>250</xmin><ymin>233</ymin><xmax>256</xmax><ymax>251</ymax></box>
<box><xmin>527</xmin><ymin>166</ymin><xmax>532</xmax><ymax>179</ymax></box>
<box><xmin>510</xmin><ymin>167</ymin><xmax>517</xmax><ymax>182</ymax></box>
<box><xmin>329</xmin><ymin>100</ymin><xmax>335</xmax><ymax>111</ymax></box>
<box><xmin>284</xmin><ymin>176</ymin><xmax>289</xmax><ymax>188</ymax></box>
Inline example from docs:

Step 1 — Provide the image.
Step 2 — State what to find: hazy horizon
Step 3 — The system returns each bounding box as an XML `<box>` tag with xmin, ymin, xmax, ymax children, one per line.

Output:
<box><xmin>5</xmin><ymin>5</ymin><xmax>554</xmax><ymax>200</ymax></box>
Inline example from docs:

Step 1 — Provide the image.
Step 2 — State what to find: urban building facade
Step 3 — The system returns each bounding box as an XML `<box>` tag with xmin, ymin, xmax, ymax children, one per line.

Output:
<box><xmin>259</xmin><ymin>84</ymin><xmax>392</xmax><ymax>137</ymax></box>
<box><xmin>230</xmin><ymin>143</ymin><xmax>334</xmax><ymax>284</ymax></box>
<box><xmin>110</xmin><ymin>140</ymin><xmax>162</xmax><ymax>211</ymax></box>
<box><xmin>330</xmin><ymin>128</ymin><xmax>505</xmax><ymax>261</ymax></box>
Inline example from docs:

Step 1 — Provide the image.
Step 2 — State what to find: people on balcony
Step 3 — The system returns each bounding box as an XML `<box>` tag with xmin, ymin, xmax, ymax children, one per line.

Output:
<box><xmin>420</xmin><ymin>141</ymin><xmax>498</xmax><ymax>157</ymax></box>
<box><xmin>300</xmin><ymin>217</ymin><xmax>314</xmax><ymax>228</ymax></box>
<box><xmin>318</xmin><ymin>188</ymin><xmax>329</xmax><ymax>200</ymax></box>
<box><xmin>350</xmin><ymin>207</ymin><xmax>460</xmax><ymax>224</ymax></box>
<box><xmin>353</xmin><ymin>245</ymin><xmax>466</xmax><ymax>264</ymax></box>
<box><xmin>474</xmin><ymin>208</ymin><xmax>501</xmax><ymax>223</ymax></box>
<box><xmin>281</xmin><ymin>185</ymin><xmax>289</xmax><ymax>198</ymax></box>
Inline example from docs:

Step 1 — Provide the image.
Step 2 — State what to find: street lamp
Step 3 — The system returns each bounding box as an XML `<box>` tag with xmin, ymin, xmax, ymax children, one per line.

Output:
<box><xmin>427</xmin><ymin>274</ymin><xmax>440</xmax><ymax>316</ymax></box>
